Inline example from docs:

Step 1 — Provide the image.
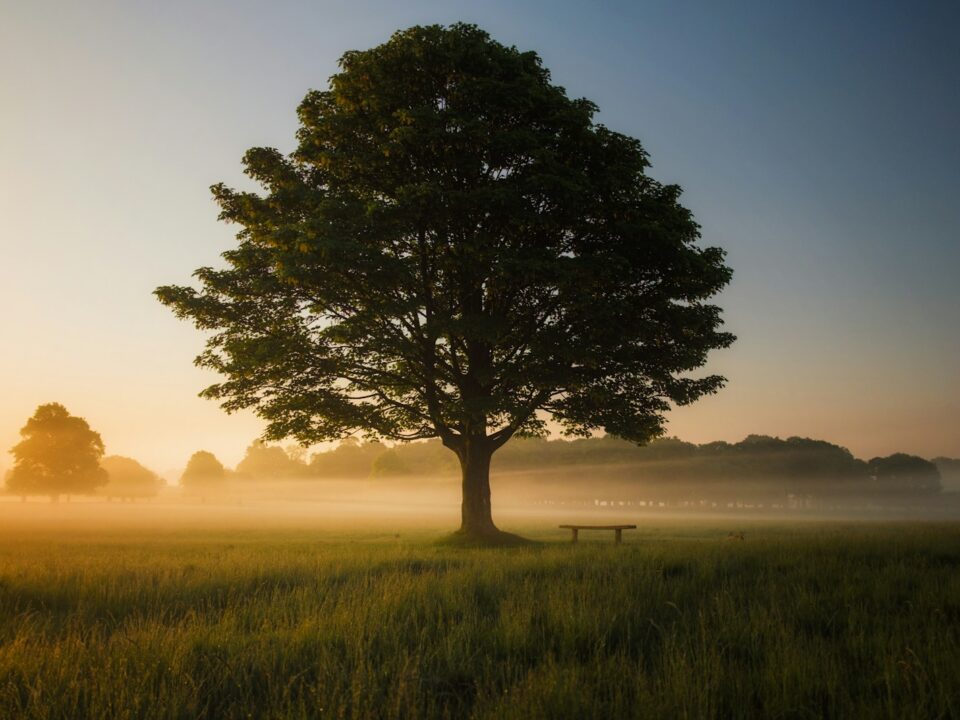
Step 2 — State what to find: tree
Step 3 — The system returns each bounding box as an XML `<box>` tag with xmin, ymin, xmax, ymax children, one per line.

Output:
<box><xmin>371</xmin><ymin>448</ymin><xmax>411</xmax><ymax>477</ymax></box>
<box><xmin>309</xmin><ymin>439</ymin><xmax>386</xmax><ymax>478</ymax></box>
<box><xmin>100</xmin><ymin>455</ymin><xmax>163</xmax><ymax>500</ymax></box>
<box><xmin>6</xmin><ymin>403</ymin><xmax>107</xmax><ymax>501</ymax></box>
<box><xmin>236</xmin><ymin>440</ymin><xmax>307</xmax><ymax>479</ymax></box>
<box><xmin>933</xmin><ymin>457</ymin><xmax>960</xmax><ymax>492</ymax></box>
<box><xmin>156</xmin><ymin>24</ymin><xmax>734</xmax><ymax>542</ymax></box>
<box><xmin>180</xmin><ymin>451</ymin><xmax>226</xmax><ymax>494</ymax></box>
<box><xmin>868</xmin><ymin>454</ymin><xmax>942</xmax><ymax>495</ymax></box>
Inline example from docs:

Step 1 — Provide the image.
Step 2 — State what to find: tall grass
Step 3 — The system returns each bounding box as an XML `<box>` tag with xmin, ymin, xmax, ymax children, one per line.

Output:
<box><xmin>1</xmin><ymin>523</ymin><xmax>958</xmax><ymax>718</ymax></box>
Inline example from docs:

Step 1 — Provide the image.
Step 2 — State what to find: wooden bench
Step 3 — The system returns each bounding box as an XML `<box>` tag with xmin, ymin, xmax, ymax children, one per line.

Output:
<box><xmin>559</xmin><ymin>524</ymin><xmax>637</xmax><ymax>544</ymax></box>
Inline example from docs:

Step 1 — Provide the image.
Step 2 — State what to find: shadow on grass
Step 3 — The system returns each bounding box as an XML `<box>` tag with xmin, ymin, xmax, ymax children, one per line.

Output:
<box><xmin>436</xmin><ymin>528</ymin><xmax>537</xmax><ymax>548</ymax></box>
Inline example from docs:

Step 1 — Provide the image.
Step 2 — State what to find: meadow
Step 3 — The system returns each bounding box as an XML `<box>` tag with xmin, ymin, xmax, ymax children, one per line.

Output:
<box><xmin>0</xmin><ymin>504</ymin><xmax>958</xmax><ymax>719</ymax></box>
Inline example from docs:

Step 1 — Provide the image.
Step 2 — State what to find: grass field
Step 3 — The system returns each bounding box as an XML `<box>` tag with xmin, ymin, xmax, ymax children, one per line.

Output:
<box><xmin>0</xmin><ymin>506</ymin><xmax>958</xmax><ymax>719</ymax></box>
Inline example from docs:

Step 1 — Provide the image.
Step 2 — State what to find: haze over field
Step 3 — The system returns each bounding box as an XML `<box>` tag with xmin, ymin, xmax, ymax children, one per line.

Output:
<box><xmin>2</xmin><ymin>6</ymin><xmax>960</xmax><ymax>718</ymax></box>
<box><xmin>2</xmin><ymin>1</ymin><xmax>958</xmax><ymax>475</ymax></box>
<box><xmin>7</xmin><ymin>427</ymin><xmax>958</xmax><ymax>523</ymax></box>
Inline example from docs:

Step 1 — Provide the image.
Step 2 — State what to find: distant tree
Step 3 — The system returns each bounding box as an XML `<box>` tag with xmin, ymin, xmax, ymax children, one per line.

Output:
<box><xmin>868</xmin><ymin>454</ymin><xmax>941</xmax><ymax>495</ymax></box>
<box><xmin>370</xmin><ymin>449</ymin><xmax>411</xmax><ymax>477</ymax></box>
<box><xmin>180</xmin><ymin>451</ymin><xmax>227</xmax><ymax>494</ymax></box>
<box><xmin>933</xmin><ymin>457</ymin><xmax>960</xmax><ymax>492</ymax></box>
<box><xmin>309</xmin><ymin>439</ymin><xmax>386</xmax><ymax>478</ymax></box>
<box><xmin>156</xmin><ymin>24</ymin><xmax>734</xmax><ymax>542</ymax></box>
<box><xmin>386</xmin><ymin>438</ymin><xmax>458</xmax><ymax>476</ymax></box>
<box><xmin>6</xmin><ymin>403</ymin><xmax>107</xmax><ymax>502</ymax></box>
<box><xmin>100</xmin><ymin>456</ymin><xmax>163</xmax><ymax>500</ymax></box>
<box><xmin>236</xmin><ymin>440</ymin><xmax>307</xmax><ymax>479</ymax></box>
<box><xmin>634</xmin><ymin>436</ymin><xmax>700</xmax><ymax>461</ymax></box>
<box><xmin>3</xmin><ymin>468</ymin><xmax>18</xmax><ymax>500</ymax></box>
<box><xmin>284</xmin><ymin>443</ymin><xmax>309</xmax><ymax>465</ymax></box>
<box><xmin>726</xmin><ymin>436</ymin><xmax>868</xmax><ymax>482</ymax></box>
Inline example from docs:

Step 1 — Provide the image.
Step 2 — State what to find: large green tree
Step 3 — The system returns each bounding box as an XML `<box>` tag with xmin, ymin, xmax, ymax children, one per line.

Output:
<box><xmin>157</xmin><ymin>24</ymin><xmax>734</xmax><ymax>542</ymax></box>
<box><xmin>7</xmin><ymin>403</ymin><xmax>107</xmax><ymax>501</ymax></box>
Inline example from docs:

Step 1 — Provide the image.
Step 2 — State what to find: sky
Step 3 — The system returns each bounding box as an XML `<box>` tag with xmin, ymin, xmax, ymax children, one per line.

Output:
<box><xmin>1</xmin><ymin>0</ymin><xmax>958</xmax><ymax>474</ymax></box>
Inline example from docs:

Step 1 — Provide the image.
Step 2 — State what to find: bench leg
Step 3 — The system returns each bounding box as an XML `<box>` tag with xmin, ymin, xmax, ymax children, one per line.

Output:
<box><xmin>615</xmin><ymin>528</ymin><xmax>622</xmax><ymax>544</ymax></box>
<box><xmin>571</xmin><ymin>528</ymin><xmax>578</xmax><ymax>543</ymax></box>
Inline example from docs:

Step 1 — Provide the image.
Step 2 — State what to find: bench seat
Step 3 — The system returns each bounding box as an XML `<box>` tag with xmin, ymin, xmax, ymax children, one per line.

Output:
<box><xmin>559</xmin><ymin>524</ymin><xmax>637</xmax><ymax>544</ymax></box>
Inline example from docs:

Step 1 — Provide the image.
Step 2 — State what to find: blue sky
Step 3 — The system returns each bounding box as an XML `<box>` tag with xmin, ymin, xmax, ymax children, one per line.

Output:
<box><xmin>1</xmin><ymin>0</ymin><xmax>957</xmax><ymax>471</ymax></box>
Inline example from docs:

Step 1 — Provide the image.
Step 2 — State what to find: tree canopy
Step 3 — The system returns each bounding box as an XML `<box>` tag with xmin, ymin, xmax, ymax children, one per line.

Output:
<box><xmin>933</xmin><ymin>457</ymin><xmax>960</xmax><ymax>492</ymax></box>
<box><xmin>6</xmin><ymin>403</ymin><xmax>107</xmax><ymax>500</ymax></box>
<box><xmin>156</xmin><ymin>23</ymin><xmax>734</xmax><ymax>540</ymax></box>
<box><xmin>101</xmin><ymin>455</ymin><xmax>163</xmax><ymax>499</ymax></box>
<box><xmin>236</xmin><ymin>440</ymin><xmax>307</xmax><ymax>479</ymax></box>
<box><xmin>308</xmin><ymin>435</ymin><xmax>944</xmax><ymax>500</ymax></box>
<box><xmin>180</xmin><ymin>451</ymin><xmax>227</xmax><ymax>491</ymax></box>
<box><xmin>868</xmin><ymin>453</ymin><xmax>941</xmax><ymax>495</ymax></box>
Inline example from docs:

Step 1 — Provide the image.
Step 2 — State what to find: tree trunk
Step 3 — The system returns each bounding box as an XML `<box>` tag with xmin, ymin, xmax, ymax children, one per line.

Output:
<box><xmin>458</xmin><ymin>438</ymin><xmax>497</xmax><ymax>537</ymax></box>
<box><xmin>441</xmin><ymin>432</ymin><xmax>525</xmax><ymax>545</ymax></box>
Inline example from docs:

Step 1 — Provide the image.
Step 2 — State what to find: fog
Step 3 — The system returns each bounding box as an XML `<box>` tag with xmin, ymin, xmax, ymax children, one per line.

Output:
<box><xmin>4</xmin><ymin>464</ymin><xmax>958</xmax><ymax>544</ymax></box>
<box><xmin>6</xmin><ymin>431</ymin><xmax>959</xmax><ymax>536</ymax></box>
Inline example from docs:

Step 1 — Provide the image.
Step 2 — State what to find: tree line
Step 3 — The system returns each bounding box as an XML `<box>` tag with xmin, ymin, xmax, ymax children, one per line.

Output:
<box><xmin>4</xmin><ymin>403</ymin><xmax>954</xmax><ymax>502</ymax></box>
<box><xmin>233</xmin><ymin>434</ymin><xmax>950</xmax><ymax>499</ymax></box>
